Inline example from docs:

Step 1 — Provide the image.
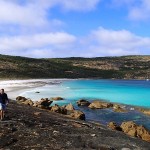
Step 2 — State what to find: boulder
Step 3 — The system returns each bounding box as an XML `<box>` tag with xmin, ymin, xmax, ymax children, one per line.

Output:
<box><xmin>33</xmin><ymin>98</ymin><xmax>52</xmax><ymax>108</ymax></box>
<box><xmin>142</xmin><ymin>110</ymin><xmax>150</xmax><ymax>116</ymax></box>
<box><xmin>121</xmin><ymin>121</ymin><xmax>150</xmax><ymax>142</ymax></box>
<box><xmin>121</xmin><ymin>121</ymin><xmax>137</xmax><ymax>137</ymax></box>
<box><xmin>51</xmin><ymin>97</ymin><xmax>64</xmax><ymax>101</ymax></box>
<box><xmin>113</xmin><ymin>104</ymin><xmax>127</xmax><ymax>113</ymax></box>
<box><xmin>22</xmin><ymin>99</ymin><xmax>34</xmax><ymax>106</ymax></box>
<box><xmin>50</xmin><ymin>104</ymin><xmax>67</xmax><ymax>115</ymax></box>
<box><xmin>16</xmin><ymin>96</ymin><xmax>27</xmax><ymax>102</ymax></box>
<box><xmin>77</xmin><ymin>99</ymin><xmax>91</xmax><ymax>106</ymax></box>
<box><xmin>107</xmin><ymin>122</ymin><xmax>122</xmax><ymax>131</ymax></box>
<box><xmin>40</xmin><ymin>98</ymin><xmax>52</xmax><ymax>107</ymax></box>
<box><xmin>88</xmin><ymin>101</ymin><xmax>113</xmax><ymax>109</ymax></box>
<box><xmin>50</xmin><ymin>104</ymin><xmax>61</xmax><ymax>113</ymax></box>
<box><xmin>65</xmin><ymin>103</ymin><xmax>75</xmax><ymax>111</ymax></box>
<box><xmin>70</xmin><ymin>110</ymin><xmax>85</xmax><ymax>120</ymax></box>
<box><xmin>137</xmin><ymin>126</ymin><xmax>150</xmax><ymax>142</ymax></box>
<box><xmin>33</xmin><ymin>101</ymin><xmax>39</xmax><ymax>107</ymax></box>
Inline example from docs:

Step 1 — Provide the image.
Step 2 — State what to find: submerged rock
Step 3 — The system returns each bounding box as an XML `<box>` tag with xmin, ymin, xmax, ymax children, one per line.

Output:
<box><xmin>51</xmin><ymin>97</ymin><xmax>64</xmax><ymax>101</ymax></box>
<box><xmin>88</xmin><ymin>101</ymin><xmax>113</xmax><ymax>109</ymax></box>
<box><xmin>113</xmin><ymin>104</ymin><xmax>127</xmax><ymax>113</ymax></box>
<box><xmin>142</xmin><ymin>110</ymin><xmax>150</xmax><ymax>116</ymax></box>
<box><xmin>77</xmin><ymin>99</ymin><xmax>91</xmax><ymax>106</ymax></box>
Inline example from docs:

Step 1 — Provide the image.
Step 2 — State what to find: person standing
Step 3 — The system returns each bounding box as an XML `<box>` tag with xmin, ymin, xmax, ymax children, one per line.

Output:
<box><xmin>0</xmin><ymin>89</ymin><xmax>9</xmax><ymax>120</ymax></box>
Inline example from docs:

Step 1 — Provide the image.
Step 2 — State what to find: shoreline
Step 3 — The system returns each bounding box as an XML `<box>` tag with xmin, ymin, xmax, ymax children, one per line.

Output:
<box><xmin>1</xmin><ymin>79</ymin><xmax>73</xmax><ymax>100</ymax></box>
<box><xmin>1</xmin><ymin>79</ymin><xmax>150</xmax><ymax>148</ymax></box>
<box><xmin>2</xmin><ymin>79</ymin><xmax>150</xmax><ymax>127</ymax></box>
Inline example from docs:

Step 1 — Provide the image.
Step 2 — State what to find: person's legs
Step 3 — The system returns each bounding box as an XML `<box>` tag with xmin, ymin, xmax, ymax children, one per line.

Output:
<box><xmin>1</xmin><ymin>110</ymin><xmax>4</xmax><ymax>120</ymax></box>
<box><xmin>0</xmin><ymin>103</ymin><xmax>2</xmax><ymax>120</ymax></box>
<box><xmin>1</xmin><ymin>104</ymin><xmax>6</xmax><ymax>120</ymax></box>
<box><xmin>0</xmin><ymin>110</ymin><xmax>2</xmax><ymax>120</ymax></box>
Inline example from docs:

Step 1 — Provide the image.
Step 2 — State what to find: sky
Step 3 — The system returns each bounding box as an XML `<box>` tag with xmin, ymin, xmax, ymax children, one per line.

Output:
<box><xmin>0</xmin><ymin>0</ymin><xmax>150</xmax><ymax>58</ymax></box>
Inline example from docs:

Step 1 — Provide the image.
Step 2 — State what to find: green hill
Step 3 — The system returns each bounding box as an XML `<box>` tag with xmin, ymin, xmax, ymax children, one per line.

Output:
<box><xmin>0</xmin><ymin>54</ymin><xmax>150</xmax><ymax>79</ymax></box>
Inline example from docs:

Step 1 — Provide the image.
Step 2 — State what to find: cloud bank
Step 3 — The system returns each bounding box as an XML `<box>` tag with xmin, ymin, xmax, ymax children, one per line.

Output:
<box><xmin>0</xmin><ymin>0</ymin><xmax>149</xmax><ymax>58</ymax></box>
<box><xmin>1</xmin><ymin>27</ymin><xmax>150</xmax><ymax>58</ymax></box>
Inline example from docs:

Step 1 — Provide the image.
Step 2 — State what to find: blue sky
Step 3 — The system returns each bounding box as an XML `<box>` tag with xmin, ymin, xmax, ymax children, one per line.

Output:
<box><xmin>0</xmin><ymin>0</ymin><xmax>150</xmax><ymax>58</ymax></box>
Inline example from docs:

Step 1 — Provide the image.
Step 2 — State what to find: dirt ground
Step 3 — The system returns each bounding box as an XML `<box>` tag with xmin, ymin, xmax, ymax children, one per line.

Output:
<box><xmin>0</xmin><ymin>100</ymin><xmax>150</xmax><ymax>150</ymax></box>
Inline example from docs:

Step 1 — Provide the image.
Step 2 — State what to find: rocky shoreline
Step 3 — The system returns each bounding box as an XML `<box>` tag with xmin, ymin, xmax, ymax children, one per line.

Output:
<box><xmin>0</xmin><ymin>98</ymin><xmax>150</xmax><ymax>149</ymax></box>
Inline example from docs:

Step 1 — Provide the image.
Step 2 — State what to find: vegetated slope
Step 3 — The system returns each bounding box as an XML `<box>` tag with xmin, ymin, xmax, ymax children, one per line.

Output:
<box><xmin>0</xmin><ymin>54</ymin><xmax>149</xmax><ymax>79</ymax></box>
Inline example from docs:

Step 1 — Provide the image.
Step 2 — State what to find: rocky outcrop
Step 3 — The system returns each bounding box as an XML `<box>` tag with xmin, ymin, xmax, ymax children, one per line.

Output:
<box><xmin>121</xmin><ymin>121</ymin><xmax>150</xmax><ymax>142</ymax></box>
<box><xmin>22</xmin><ymin>99</ymin><xmax>34</xmax><ymax>106</ymax></box>
<box><xmin>51</xmin><ymin>97</ymin><xmax>64</xmax><ymax>101</ymax></box>
<box><xmin>88</xmin><ymin>101</ymin><xmax>113</xmax><ymax>109</ymax></box>
<box><xmin>69</xmin><ymin>110</ymin><xmax>85</xmax><ymax>120</ymax></box>
<box><xmin>33</xmin><ymin>98</ymin><xmax>52</xmax><ymax>109</ymax></box>
<box><xmin>113</xmin><ymin>104</ymin><xmax>127</xmax><ymax>113</ymax></box>
<box><xmin>16</xmin><ymin>96</ymin><xmax>34</xmax><ymax>106</ymax></box>
<box><xmin>143</xmin><ymin>110</ymin><xmax>150</xmax><ymax>115</ymax></box>
<box><xmin>50</xmin><ymin>104</ymin><xmax>85</xmax><ymax>120</ymax></box>
<box><xmin>16</xmin><ymin>96</ymin><xmax>85</xmax><ymax>120</ymax></box>
<box><xmin>4</xmin><ymin>100</ymin><xmax>150</xmax><ymax>149</ymax></box>
<box><xmin>65</xmin><ymin>103</ymin><xmax>75</xmax><ymax>111</ymax></box>
<box><xmin>121</xmin><ymin>121</ymin><xmax>137</xmax><ymax>137</ymax></box>
<box><xmin>16</xmin><ymin>96</ymin><xmax>27</xmax><ymax>102</ymax></box>
<box><xmin>16</xmin><ymin>96</ymin><xmax>53</xmax><ymax>109</ymax></box>
<box><xmin>107</xmin><ymin>122</ymin><xmax>122</xmax><ymax>131</ymax></box>
<box><xmin>77</xmin><ymin>99</ymin><xmax>91</xmax><ymax>106</ymax></box>
<box><xmin>50</xmin><ymin>104</ymin><xmax>67</xmax><ymax>115</ymax></box>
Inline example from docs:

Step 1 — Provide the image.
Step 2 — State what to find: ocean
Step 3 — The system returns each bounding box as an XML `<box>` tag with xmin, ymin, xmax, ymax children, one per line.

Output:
<box><xmin>20</xmin><ymin>79</ymin><xmax>150</xmax><ymax>129</ymax></box>
<box><xmin>20</xmin><ymin>79</ymin><xmax>150</xmax><ymax>107</ymax></box>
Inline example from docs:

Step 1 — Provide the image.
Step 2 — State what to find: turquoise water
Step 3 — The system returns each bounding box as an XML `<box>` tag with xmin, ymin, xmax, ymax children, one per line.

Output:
<box><xmin>21</xmin><ymin>79</ymin><xmax>150</xmax><ymax>129</ymax></box>
<box><xmin>62</xmin><ymin>79</ymin><xmax>150</xmax><ymax>107</ymax></box>
<box><xmin>21</xmin><ymin>79</ymin><xmax>150</xmax><ymax>107</ymax></box>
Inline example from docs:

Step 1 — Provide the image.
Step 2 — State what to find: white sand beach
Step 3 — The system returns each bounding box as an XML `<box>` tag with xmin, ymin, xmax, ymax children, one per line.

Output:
<box><xmin>0</xmin><ymin>79</ymin><xmax>67</xmax><ymax>100</ymax></box>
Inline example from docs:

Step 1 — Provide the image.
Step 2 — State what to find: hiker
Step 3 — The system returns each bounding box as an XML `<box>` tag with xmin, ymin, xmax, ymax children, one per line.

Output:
<box><xmin>0</xmin><ymin>89</ymin><xmax>9</xmax><ymax>120</ymax></box>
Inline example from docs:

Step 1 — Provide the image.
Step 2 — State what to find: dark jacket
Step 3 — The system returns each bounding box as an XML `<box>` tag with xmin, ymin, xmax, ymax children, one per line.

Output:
<box><xmin>0</xmin><ymin>93</ymin><xmax>8</xmax><ymax>104</ymax></box>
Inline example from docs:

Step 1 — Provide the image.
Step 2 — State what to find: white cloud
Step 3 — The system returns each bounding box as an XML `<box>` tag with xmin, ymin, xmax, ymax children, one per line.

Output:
<box><xmin>112</xmin><ymin>0</ymin><xmax>150</xmax><ymax>21</ymax></box>
<box><xmin>0</xmin><ymin>1</ymin><xmax>149</xmax><ymax>58</ymax></box>
<box><xmin>0</xmin><ymin>32</ymin><xmax>76</xmax><ymax>51</ymax></box>
<box><xmin>1</xmin><ymin>27</ymin><xmax>149</xmax><ymax>58</ymax></box>
<box><xmin>0</xmin><ymin>0</ymin><xmax>47</xmax><ymax>26</ymax></box>
<box><xmin>0</xmin><ymin>0</ymin><xmax>101</xmax><ymax>35</ymax></box>
<box><xmin>79</xmin><ymin>27</ymin><xmax>150</xmax><ymax>56</ymax></box>
<box><xmin>0</xmin><ymin>0</ymin><xmax>100</xmax><ymax>26</ymax></box>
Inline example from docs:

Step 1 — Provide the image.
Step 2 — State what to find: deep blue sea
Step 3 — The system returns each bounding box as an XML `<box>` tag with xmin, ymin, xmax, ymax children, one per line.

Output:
<box><xmin>20</xmin><ymin>79</ymin><xmax>150</xmax><ymax>129</ymax></box>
